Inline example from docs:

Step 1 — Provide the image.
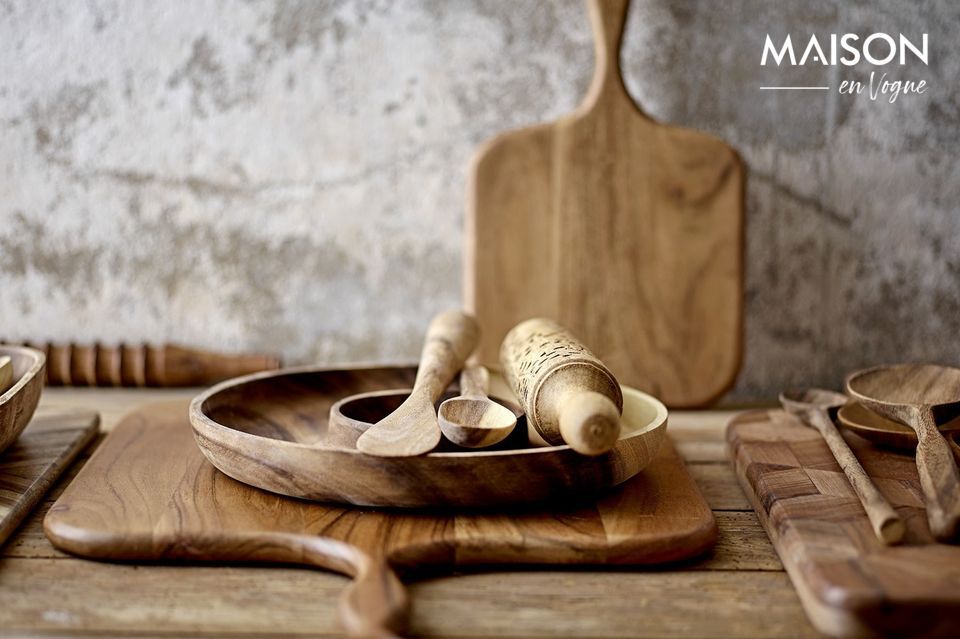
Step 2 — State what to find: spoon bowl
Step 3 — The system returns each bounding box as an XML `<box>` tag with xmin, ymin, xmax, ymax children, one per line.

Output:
<box><xmin>0</xmin><ymin>345</ymin><xmax>46</xmax><ymax>455</ymax></box>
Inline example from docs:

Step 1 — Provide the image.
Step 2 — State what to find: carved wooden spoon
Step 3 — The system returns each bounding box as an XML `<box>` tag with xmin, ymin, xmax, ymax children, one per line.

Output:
<box><xmin>780</xmin><ymin>389</ymin><xmax>904</xmax><ymax>544</ymax></box>
<box><xmin>356</xmin><ymin>311</ymin><xmax>480</xmax><ymax>457</ymax></box>
<box><xmin>438</xmin><ymin>365</ymin><xmax>516</xmax><ymax>448</ymax></box>
<box><xmin>846</xmin><ymin>364</ymin><xmax>960</xmax><ymax>542</ymax></box>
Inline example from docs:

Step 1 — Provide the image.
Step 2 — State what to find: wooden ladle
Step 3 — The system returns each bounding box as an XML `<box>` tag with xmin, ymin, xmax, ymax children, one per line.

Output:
<box><xmin>846</xmin><ymin>364</ymin><xmax>960</xmax><ymax>542</ymax></box>
<box><xmin>438</xmin><ymin>365</ymin><xmax>516</xmax><ymax>448</ymax></box>
<box><xmin>780</xmin><ymin>389</ymin><xmax>904</xmax><ymax>544</ymax></box>
<box><xmin>356</xmin><ymin>311</ymin><xmax>480</xmax><ymax>457</ymax></box>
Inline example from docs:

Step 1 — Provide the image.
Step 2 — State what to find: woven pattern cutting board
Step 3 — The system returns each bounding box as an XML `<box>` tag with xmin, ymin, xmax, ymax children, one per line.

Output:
<box><xmin>728</xmin><ymin>409</ymin><xmax>960</xmax><ymax>638</ymax></box>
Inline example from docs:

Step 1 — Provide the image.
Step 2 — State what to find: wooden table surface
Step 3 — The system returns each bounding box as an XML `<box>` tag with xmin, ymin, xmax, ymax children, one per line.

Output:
<box><xmin>0</xmin><ymin>389</ymin><xmax>822</xmax><ymax>638</ymax></box>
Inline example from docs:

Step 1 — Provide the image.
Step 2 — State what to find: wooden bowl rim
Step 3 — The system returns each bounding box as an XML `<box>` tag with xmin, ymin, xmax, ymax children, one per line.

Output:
<box><xmin>0</xmin><ymin>345</ymin><xmax>46</xmax><ymax>405</ymax></box>
<box><xmin>845</xmin><ymin>363</ymin><xmax>960</xmax><ymax>409</ymax></box>
<box><xmin>189</xmin><ymin>363</ymin><xmax>668</xmax><ymax>458</ymax></box>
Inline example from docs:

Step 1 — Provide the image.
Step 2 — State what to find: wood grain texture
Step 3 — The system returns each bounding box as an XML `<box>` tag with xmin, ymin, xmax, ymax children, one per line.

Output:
<box><xmin>465</xmin><ymin>0</ymin><xmax>744</xmax><ymax>409</ymax></box>
<box><xmin>6</xmin><ymin>341</ymin><xmax>280</xmax><ymax>387</ymax></box>
<box><xmin>190</xmin><ymin>365</ymin><xmax>667</xmax><ymax>508</ymax></box>
<box><xmin>46</xmin><ymin>400</ymin><xmax>716</xmax><ymax>638</ymax></box>
<box><xmin>838</xmin><ymin>401</ymin><xmax>960</xmax><ymax>460</ymax></box>
<box><xmin>437</xmin><ymin>365</ymin><xmax>517</xmax><ymax>448</ymax></box>
<box><xmin>0</xmin><ymin>345</ymin><xmax>46</xmax><ymax>455</ymax></box>
<box><xmin>728</xmin><ymin>409</ymin><xmax>960</xmax><ymax>638</ymax></box>
<box><xmin>0</xmin><ymin>409</ymin><xmax>97</xmax><ymax>546</ymax></box>
<box><xmin>356</xmin><ymin>311</ymin><xmax>480</xmax><ymax>457</ymax></box>
<box><xmin>500</xmin><ymin>318</ymin><xmax>623</xmax><ymax>454</ymax></box>
<box><xmin>780</xmin><ymin>390</ymin><xmax>904</xmax><ymax>544</ymax></box>
<box><xmin>846</xmin><ymin>364</ymin><xmax>960</xmax><ymax>541</ymax></box>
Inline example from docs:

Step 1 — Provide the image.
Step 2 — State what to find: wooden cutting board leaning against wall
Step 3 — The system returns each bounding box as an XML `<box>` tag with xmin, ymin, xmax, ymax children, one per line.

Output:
<box><xmin>465</xmin><ymin>0</ymin><xmax>744</xmax><ymax>408</ymax></box>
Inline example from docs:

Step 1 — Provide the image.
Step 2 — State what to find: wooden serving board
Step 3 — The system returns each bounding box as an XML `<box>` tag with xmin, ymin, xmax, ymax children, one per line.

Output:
<box><xmin>728</xmin><ymin>409</ymin><xmax>960</xmax><ymax>638</ymax></box>
<box><xmin>46</xmin><ymin>400</ymin><xmax>715</xmax><ymax>638</ymax></box>
<box><xmin>465</xmin><ymin>0</ymin><xmax>744</xmax><ymax>408</ymax></box>
<box><xmin>1</xmin><ymin>409</ymin><xmax>98</xmax><ymax>546</ymax></box>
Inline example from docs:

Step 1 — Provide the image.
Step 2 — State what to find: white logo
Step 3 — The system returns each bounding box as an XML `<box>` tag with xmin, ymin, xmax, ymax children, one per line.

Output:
<box><xmin>760</xmin><ymin>33</ymin><xmax>928</xmax><ymax>102</ymax></box>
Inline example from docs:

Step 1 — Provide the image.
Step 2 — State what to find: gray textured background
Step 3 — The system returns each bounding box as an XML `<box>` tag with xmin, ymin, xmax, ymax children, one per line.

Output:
<box><xmin>1</xmin><ymin>1</ymin><xmax>957</xmax><ymax>399</ymax></box>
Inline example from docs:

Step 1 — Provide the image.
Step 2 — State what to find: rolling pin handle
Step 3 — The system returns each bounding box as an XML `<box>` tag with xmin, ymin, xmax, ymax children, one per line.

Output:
<box><xmin>559</xmin><ymin>391</ymin><xmax>622</xmax><ymax>456</ymax></box>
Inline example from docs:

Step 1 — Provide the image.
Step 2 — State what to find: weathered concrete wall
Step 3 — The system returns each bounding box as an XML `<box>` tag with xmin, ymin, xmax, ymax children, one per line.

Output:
<box><xmin>1</xmin><ymin>1</ymin><xmax>957</xmax><ymax>399</ymax></box>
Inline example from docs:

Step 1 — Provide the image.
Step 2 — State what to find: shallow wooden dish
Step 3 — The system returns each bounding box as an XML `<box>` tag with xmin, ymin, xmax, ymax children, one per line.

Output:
<box><xmin>839</xmin><ymin>401</ymin><xmax>960</xmax><ymax>460</ymax></box>
<box><xmin>190</xmin><ymin>365</ymin><xmax>668</xmax><ymax>508</ymax></box>
<box><xmin>0</xmin><ymin>345</ymin><xmax>46</xmax><ymax>454</ymax></box>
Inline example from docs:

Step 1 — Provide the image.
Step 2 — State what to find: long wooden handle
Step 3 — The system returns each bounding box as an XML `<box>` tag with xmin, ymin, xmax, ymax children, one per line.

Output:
<box><xmin>413</xmin><ymin>311</ymin><xmax>480</xmax><ymax>402</ymax></box>
<box><xmin>217</xmin><ymin>532</ymin><xmax>408</xmax><ymax>638</ymax></box>
<box><xmin>8</xmin><ymin>341</ymin><xmax>281</xmax><ymax>387</ymax></box>
<box><xmin>458</xmin><ymin>365</ymin><xmax>489</xmax><ymax>400</ymax></box>
<box><xmin>913</xmin><ymin>407</ymin><xmax>960</xmax><ymax>541</ymax></box>
<box><xmin>810</xmin><ymin>410</ymin><xmax>905</xmax><ymax>544</ymax></box>
<box><xmin>582</xmin><ymin>0</ymin><xmax>631</xmax><ymax>109</ymax></box>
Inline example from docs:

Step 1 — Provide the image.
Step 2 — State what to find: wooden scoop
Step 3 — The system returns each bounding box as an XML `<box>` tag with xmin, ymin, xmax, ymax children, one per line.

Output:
<box><xmin>356</xmin><ymin>311</ymin><xmax>480</xmax><ymax>457</ymax></box>
<box><xmin>780</xmin><ymin>389</ymin><xmax>904</xmax><ymax>544</ymax></box>
<box><xmin>438</xmin><ymin>365</ymin><xmax>517</xmax><ymax>448</ymax></box>
<box><xmin>846</xmin><ymin>364</ymin><xmax>960</xmax><ymax>541</ymax></box>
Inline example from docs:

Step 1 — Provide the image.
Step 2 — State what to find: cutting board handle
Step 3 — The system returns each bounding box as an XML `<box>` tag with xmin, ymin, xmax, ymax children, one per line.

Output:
<box><xmin>224</xmin><ymin>532</ymin><xmax>409</xmax><ymax>638</ymax></box>
<box><xmin>583</xmin><ymin>0</ymin><xmax>632</xmax><ymax>108</ymax></box>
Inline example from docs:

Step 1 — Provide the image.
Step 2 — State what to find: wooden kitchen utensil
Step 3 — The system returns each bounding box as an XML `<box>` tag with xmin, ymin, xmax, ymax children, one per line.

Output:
<box><xmin>838</xmin><ymin>401</ymin><xmax>960</xmax><ymax>461</ymax></box>
<box><xmin>465</xmin><ymin>0</ymin><xmax>744</xmax><ymax>409</ymax></box>
<box><xmin>500</xmin><ymin>318</ymin><xmax>622</xmax><ymax>455</ymax></box>
<box><xmin>1</xmin><ymin>409</ymin><xmax>97</xmax><ymax>546</ymax></box>
<box><xmin>356</xmin><ymin>311</ymin><xmax>480</xmax><ymax>457</ymax></box>
<box><xmin>0</xmin><ymin>345</ymin><xmax>46</xmax><ymax>455</ymax></box>
<box><xmin>4</xmin><ymin>341</ymin><xmax>281</xmax><ymax>387</ymax></box>
<box><xmin>0</xmin><ymin>356</ymin><xmax>12</xmax><ymax>394</ymax></box>
<box><xmin>190</xmin><ymin>365</ymin><xmax>667</xmax><ymax>508</ymax></box>
<box><xmin>779</xmin><ymin>389</ymin><xmax>904</xmax><ymax>544</ymax></box>
<box><xmin>846</xmin><ymin>364</ymin><xmax>960</xmax><ymax>541</ymax></box>
<box><xmin>48</xmin><ymin>400</ymin><xmax>715</xmax><ymax>638</ymax></box>
<box><xmin>330</xmin><ymin>387</ymin><xmax>525</xmax><ymax>450</ymax></box>
<box><xmin>437</xmin><ymin>365</ymin><xmax>517</xmax><ymax>447</ymax></box>
<box><xmin>729</xmin><ymin>409</ymin><xmax>960</xmax><ymax>638</ymax></box>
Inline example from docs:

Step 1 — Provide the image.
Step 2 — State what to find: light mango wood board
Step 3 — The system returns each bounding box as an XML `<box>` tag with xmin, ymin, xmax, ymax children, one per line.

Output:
<box><xmin>465</xmin><ymin>0</ymin><xmax>744</xmax><ymax>408</ymax></box>
<box><xmin>1</xmin><ymin>409</ymin><xmax>98</xmax><ymax>546</ymax></box>
<box><xmin>46</xmin><ymin>400</ymin><xmax>715</xmax><ymax>638</ymax></box>
<box><xmin>728</xmin><ymin>409</ymin><xmax>960</xmax><ymax>639</ymax></box>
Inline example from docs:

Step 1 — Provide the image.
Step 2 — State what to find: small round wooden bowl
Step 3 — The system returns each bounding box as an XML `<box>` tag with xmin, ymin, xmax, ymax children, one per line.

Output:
<box><xmin>189</xmin><ymin>365</ymin><xmax>668</xmax><ymax>508</ymax></box>
<box><xmin>838</xmin><ymin>401</ymin><xmax>960</xmax><ymax>461</ymax></box>
<box><xmin>0</xmin><ymin>345</ymin><xmax>46</xmax><ymax>454</ymax></box>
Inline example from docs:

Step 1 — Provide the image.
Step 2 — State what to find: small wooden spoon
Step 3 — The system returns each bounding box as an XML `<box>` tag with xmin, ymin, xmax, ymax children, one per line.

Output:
<box><xmin>780</xmin><ymin>389</ymin><xmax>905</xmax><ymax>545</ymax></box>
<box><xmin>356</xmin><ymin>311</ymin><xmax>480</xmax><ymax>457</ymax></box>
<box><xmin>846</xmin><ymin>364</ymin><xmax>960</xmax><ymax>542</ymax></box>
<box><xmin>438</xmin><ymin>365</ymin><xmax>517</xmax><ymax>448</ymax></box>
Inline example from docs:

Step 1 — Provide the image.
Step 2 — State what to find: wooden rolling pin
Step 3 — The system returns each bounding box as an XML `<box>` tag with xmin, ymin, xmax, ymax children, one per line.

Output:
<box><xmin>500</xmin><ymin>318</ymin><xmax>623</xmax><ymax>455</ymax></box>
<box><xmin>2</xmin><ymin>342</ymin><xmax>281</xmax><ymax>387</ymax></box>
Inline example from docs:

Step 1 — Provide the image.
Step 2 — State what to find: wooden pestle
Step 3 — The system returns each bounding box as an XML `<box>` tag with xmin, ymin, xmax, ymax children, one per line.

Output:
<box><xmin>500</xmin><ymin>318</ymin><xmax>623</xmax><ymax>455</ymax></box>
<box><xmin>3</xmin><ymin>342</ymin><xmax>281</xmax><ymax>387</ymax></box>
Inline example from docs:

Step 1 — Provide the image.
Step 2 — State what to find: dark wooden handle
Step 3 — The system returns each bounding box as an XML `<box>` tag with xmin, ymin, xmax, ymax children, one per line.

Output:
<box><xmin>7</xmin><ymin>342</ymin><xmax>281</xmax><ymax>387</ymax></box>
<box><xmin>413</xmin><ymin>311</ymin><xmax>480</xmax><ymax>401</ymax></box>
<box><xmin>216</xmin><ymin>532</ymin><xmax>408</xmax><ymax>638</ymax></box>
<box><xmin>914</xmin><ymin>408</ymin><xmax>960</xmax><ymax>541</ymax></box>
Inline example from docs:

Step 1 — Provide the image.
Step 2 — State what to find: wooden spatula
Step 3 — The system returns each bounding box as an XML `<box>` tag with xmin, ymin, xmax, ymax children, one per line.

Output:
<box><xmin>465</xmin><ymin>0</ymin><xmax>744</xmax><ymax>408</ymax></box>
<box><xmin>356</xmin><ymin>310</ymin><xmax>480</xmax><ymax>457</ymax></box>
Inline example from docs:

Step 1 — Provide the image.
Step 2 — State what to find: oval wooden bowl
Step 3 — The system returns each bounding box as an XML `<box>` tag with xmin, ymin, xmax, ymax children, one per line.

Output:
<box><xmin>0</xmin><ymin>345</ymin><xmax>46</xmax><ymax>454</ymax></box>
<box><xmin>189</xmin><ymin>365</ymin><xmax>668</xmax><ymax>508</ymax></box>
<box><xmin>838</xmin><ymin>401</ymin><xmax>960</xmax><ymax>461</ymax></box>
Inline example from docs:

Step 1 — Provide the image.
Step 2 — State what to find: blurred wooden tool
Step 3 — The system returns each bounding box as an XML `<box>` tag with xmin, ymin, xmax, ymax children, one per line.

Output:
<box><xmin>5</xmin><ymin>342</ymin><xmax>281</xmax><ymax>387</ymax></box>
<box><xmin>356</xmin><ymin>311</ymin><xmax>480</xmax><ymax>457</ymax></box>
<box><xmin>438</xmin><ymin>365</ymin><xmax>517</xmax><ymax>448</ymax></box>
<box><xmin>780</xmin><ymin>389</ymin><xmax>904</xmax><ymax>544</ymax></box>
<box><xmin>846</xmin><ymin>364</ymin><xmax>960</xmax><ymax>542</ymax></box>
<box><xmin>466</xmin><ymin>0</ymin><xmax>744</xmax><ymax>408</ymax></box>
<box><xmin>500</xmin><ymin>318</ymin><xmax>622</xmax><ymax>455</ymax></box>
<box><xmin>0</xmin><ymin>356</ymin><xmax>13</xmax><ymax>395</ymax></box>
